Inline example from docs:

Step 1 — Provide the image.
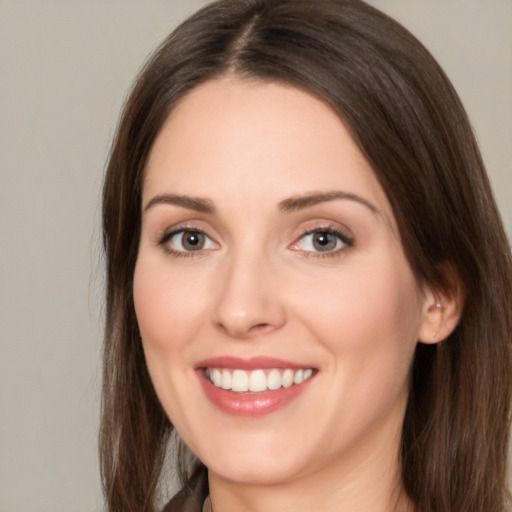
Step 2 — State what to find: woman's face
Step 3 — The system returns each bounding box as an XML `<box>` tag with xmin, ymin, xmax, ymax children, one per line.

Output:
<box><xmin>134</xmin><ymin>78</ymin><xmax>431</xmax><ymax>486</ymax></box>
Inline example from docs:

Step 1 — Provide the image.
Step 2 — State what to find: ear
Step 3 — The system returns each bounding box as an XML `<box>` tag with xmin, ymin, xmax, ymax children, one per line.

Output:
<box><xmin>417</xmin><ymin>278</ymin><xmax>464</xmax><ymax>345</ymax></box>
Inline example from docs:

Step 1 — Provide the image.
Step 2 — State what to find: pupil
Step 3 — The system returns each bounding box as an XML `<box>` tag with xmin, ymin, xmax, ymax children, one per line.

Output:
<box><xmin>184</xmin><ymin>232</ymin><xmax>204</xmax><ymax>250</ymax></box>
<box><xmin>313</xmin><ymin>232</ymin><xmax>336</xmax><ymax>251</ymax></box>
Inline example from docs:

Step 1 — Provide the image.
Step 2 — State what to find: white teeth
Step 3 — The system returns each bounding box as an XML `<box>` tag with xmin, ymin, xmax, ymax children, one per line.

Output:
<box><xmin>232</xmin><ymin>369</ymin><xmax>249</xmax><ymax>392</ymax></box>
<box><xmin>249</xmin><ymin>369</ymin><xmax>267</xmax><ymax>392</ymax></box>
<box><xmin>212</xmin><ymin>368</ymin><xmax>222</xmax><ymax>387</ymax></box>
<box><xmin>282</xmin><ymin>369</ymin><xmax>294</xmax><ymax>388</ymax></box>
<box><xmin>221</xmin><ymin>369</ymin><xmax>231</xmax><ymax>390</ymax></box>
<box><xmin>267</xmin><ymin>369</ymin><xmax>282</xmax><ymax>390</ymax></box>
<box><xmin>207</xmin><ymin>367</ymin><xmax>314</xmax><ymax>392</ymax></box>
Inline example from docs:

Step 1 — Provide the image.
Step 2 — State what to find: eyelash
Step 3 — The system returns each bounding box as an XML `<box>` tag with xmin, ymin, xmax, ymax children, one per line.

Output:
<box><xmin>157</xmin><ymin>224</ymin><xmax>354</xmax><ymax>258</ymax></box>
<box><xmin>158</xmin><ymin>227</ymin><xmax>216</xmax><ymax>258</ymax></box>
<box><xmin>292</xmin><ymin>225</ymin><xmax>354</xmax><ymax>258</ymax></box>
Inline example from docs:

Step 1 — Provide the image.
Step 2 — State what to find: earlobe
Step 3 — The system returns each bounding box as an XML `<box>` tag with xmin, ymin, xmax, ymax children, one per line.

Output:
<box><xmin>417</xmin><ymin>285</ymin><xmax>463</xmax><ymax>345</ymax></box>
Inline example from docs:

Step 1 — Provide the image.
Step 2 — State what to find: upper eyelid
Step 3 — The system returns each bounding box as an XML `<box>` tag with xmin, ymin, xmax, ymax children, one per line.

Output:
<box><xmin>294</xmin><ymin>221</ymin><xmax>354</xmax><ymax>240</ymax></box>
<box><xmin>158</xmin><ymin>228</ymin><xmax>219</xmax><ymax>258</ymax></box>
<box><xmin>288</xmin><ymin>221</ymin><xmax>355</xmax><ymax>255</ymax></box>
<box><xmin>297</xmin><ymin>228</ymin><xmax>353</xmax><ymax>245</ymax></box>
<box><xmin>159</xmin><ymin>226</ymin><xmax>214</xmax><ymax>245</ymax></box>
<box><xmin>155</xmin><ymin>221</ymin><xmax>214</xmax><ymax>241</ymax></box>
<box><xmin>169</xmin><ymin>229</ymin><xmax>216</xmax><ymax>246</ymax></box>
<box><xmin>299</xmin><ymin>228</ymin><xmax>352</xmax><ymax>242</ymax></box>
<box><xmin>299</xmin><ymin>224</ymin><xmax>349</xmax><ymax>236</ymax></box>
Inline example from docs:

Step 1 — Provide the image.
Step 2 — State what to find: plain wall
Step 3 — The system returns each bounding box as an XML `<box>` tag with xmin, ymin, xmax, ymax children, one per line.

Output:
<box><xmin>0</xmin><ymin>1</ymin><xmax>510</xmax><ymax>511</ymax></box>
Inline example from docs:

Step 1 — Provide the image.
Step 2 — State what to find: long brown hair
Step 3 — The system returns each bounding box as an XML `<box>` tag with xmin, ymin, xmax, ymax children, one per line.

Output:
<box><xmin>100</xmin><ymin>1</ymin><xmax>512</xmax><ymax>510</ymax></box>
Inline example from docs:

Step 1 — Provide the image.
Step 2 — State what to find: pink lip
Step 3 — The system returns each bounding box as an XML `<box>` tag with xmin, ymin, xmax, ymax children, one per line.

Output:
<box><xmin>195</xmin><ymin>356</ymin><xmax>316</xmax><ymax>417</ymax></box>
<box><xmin>196</xmin><ymin>356</ymin><xmax>308</xmax><ymax>370</ymax></box>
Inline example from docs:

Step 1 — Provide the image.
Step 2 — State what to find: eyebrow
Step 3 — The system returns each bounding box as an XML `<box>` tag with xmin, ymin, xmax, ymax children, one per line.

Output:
<box><xmin>143</xmin><ymin>190</ymin><xmax>378</xmax><ymax>216</ymax></box>
<box><xmin>143</xmin><ymin>193</ymin><xmax>215</xmax><ymax>214</ymax></box>
<box><xmin>278</xmin><ymin>191</ymin><xmax>379</xmax><ymax>214</ymax></box>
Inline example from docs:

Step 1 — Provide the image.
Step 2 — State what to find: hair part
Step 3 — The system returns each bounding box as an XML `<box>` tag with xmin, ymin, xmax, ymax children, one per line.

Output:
<box><xmin>101</xmin><ymin>1</ymin><xmax>512</xmax><ymax>510</ymax></box>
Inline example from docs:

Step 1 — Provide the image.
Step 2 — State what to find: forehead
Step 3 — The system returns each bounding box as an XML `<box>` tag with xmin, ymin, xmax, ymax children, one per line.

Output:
<box><xmin>143</xmin><ymin>78</ymin><xmax>392</xmax><ymax>221</ymax></box>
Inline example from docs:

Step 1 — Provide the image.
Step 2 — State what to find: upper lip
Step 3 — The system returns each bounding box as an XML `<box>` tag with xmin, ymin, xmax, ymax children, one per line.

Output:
<box><xmin>195</xmin><ymin>356</ymin><xmax>314</xmax><ymax>371</ymax></box>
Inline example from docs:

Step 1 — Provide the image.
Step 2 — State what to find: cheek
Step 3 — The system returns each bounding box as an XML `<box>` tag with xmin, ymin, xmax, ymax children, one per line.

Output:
<box><xmin>132</xmin><ymin>256</ymin><xmax>211</xmax><ymax>425</ymax></box>
<box><xmin>133</xmin><ymin>256</ymin><xmax>208</xmax><ymax>356</ymax></box>
<box><xmin>295</xmin><ymin>253</ymin><xmax>422</xmax><ymax>383</ymax></box>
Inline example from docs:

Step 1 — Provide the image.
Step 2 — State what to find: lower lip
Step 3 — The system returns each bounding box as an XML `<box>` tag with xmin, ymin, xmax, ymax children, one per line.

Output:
<box><xmin>198</xmin><ymin>371</ymin><xmax>314</xmax><ymax>417</ymax></box>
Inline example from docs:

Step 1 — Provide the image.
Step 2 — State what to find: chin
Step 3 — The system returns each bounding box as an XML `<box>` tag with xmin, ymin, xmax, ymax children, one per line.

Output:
<box><xmin>208</xmin><ymin>459</ymin><xmax>300</xmax><ymax>486</ymax></box>
<box><xmin>199</xmin><ymin>438</ymin><xmax>313</xmax><ymax>486</ymax></box>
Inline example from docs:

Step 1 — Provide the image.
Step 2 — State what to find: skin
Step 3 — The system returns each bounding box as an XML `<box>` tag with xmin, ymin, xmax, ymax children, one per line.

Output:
<box><xmin>134</xmin><ymin>78</ymin><xmax>449</xmax><ymax>512</ymax></box>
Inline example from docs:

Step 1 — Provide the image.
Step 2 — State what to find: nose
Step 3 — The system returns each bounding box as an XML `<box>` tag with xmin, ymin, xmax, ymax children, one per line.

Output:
<box><xmin>211</xmin><ymin>250</ymin><xmax>286</xmax><ymax>339</ymax></box>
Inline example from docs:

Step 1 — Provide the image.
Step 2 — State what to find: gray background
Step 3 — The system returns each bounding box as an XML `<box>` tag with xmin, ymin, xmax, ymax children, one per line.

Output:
<box><xmin>0</xmin><ymin>1</ymin><xmax>510</xmax><ymax>511</ymax></box>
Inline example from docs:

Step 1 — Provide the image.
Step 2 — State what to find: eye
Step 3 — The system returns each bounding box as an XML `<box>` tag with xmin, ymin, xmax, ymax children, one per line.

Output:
<box><xmin>292</xmin><ymin>228</ymin><xmax>353</xmax><ymax>254</ymax></box>
<box><xmin>163</xmin><ymin>229</ymin><xmax>217</xmax><ymax>253</ymax></box>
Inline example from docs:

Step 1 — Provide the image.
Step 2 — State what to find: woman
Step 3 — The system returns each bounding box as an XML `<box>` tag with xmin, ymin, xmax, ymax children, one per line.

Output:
<box><xmin>100</xmin><ymin>1</ymin><xmax>512</xmax><ymax>511</ymax></box>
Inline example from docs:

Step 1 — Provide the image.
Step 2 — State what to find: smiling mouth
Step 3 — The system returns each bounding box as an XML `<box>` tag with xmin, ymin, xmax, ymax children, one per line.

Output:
<box><xmin>204</xmin><ymin>367</ymin><xmax>315</xmax><ymax>393</ymax></box>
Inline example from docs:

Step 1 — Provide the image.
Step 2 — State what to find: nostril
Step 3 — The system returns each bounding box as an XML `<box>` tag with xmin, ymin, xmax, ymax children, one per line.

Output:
<box><xmin>252</xmin><ymin>323</ymin><xmax>271</xmax><ymax>331</ymax></box>
<box><xmin>215</xmin><ymin>320</ymin><xmax>275</xmax><ymax>338</ymax></box>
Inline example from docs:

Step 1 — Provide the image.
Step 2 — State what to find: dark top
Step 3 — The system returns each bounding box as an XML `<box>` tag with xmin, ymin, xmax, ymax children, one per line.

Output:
<box><xmin>162</xmin><ymin>466</ymin><xmax>209</xmax><ymax>512</ymax></box>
